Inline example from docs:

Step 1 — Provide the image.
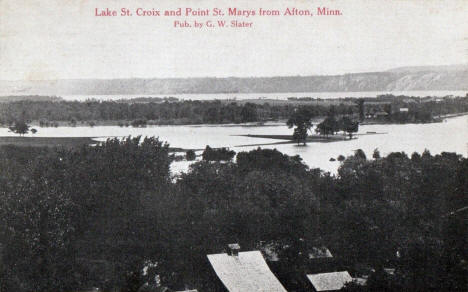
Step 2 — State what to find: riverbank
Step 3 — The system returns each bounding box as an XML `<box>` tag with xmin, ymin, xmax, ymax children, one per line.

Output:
<box><xmin>17</xmin><ymin>110</ymin><xmax>467</xmax><ymax>129</ymax></box>
<box><xmin>0</xmin><ymin>136</ymin><xmax>195</xmax><ymax>152</ymax></box>
<box><xmin>14</xmin><ymin>119</ymin><xmax>286</xmax><ymax>128</ymax></box>
<box><xmin>436</xmin><ymin>111</ymin><xmax>468</xmax><ymax>119</ymax></box>
<box><xmin>237</xmin><ymin>133</ymin><xmax>353</xmax><ymax>142</ymax></box>
<box><xmin>360</xmin><ymin>111</ymin><xmax>468</xmax><ymax>125</ymax></box>
<box><xmin>0</xmin><ymin>136</ymin><xmax>96</xmax><ymax>148</ymax></box>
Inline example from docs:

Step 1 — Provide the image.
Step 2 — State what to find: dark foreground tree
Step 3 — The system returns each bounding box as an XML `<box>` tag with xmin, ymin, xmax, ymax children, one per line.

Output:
<box><xmin>0</xmin><ymin>142</ymin><xmax>466</xmax><ymax>291</ymax></box>
<box><xmin>0</xmin><ymin>137</ymin><xmax>172</xmax><ymax>292</ymax></box>
<box><xmin>372</xmin><ymin>148</ymin><xmax>381</xmax><ymax>159</ymax></box>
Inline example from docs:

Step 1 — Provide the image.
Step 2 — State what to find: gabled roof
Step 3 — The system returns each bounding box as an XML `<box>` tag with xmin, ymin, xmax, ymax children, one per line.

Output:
<box><xmin>207</xmin><ymin>250</ymin><xmax>287</xmax><ymax>292</ymax></box>
<box><xmin>307</xmin><ymin>271</ymin><xmax>352</xmax><ymax>291</ymax></box>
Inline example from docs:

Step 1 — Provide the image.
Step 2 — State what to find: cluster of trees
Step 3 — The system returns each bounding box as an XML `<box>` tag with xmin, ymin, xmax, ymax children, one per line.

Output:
<box><xmin>1</xmin><ymin>96</ymin><xmax>466</xmax><ymax>127</ymax></box>
<box><xmin>185</xmin><ymin>150</ymin><xmax>196</xmax><ymax>161</ymax></box>
<box><xmin>0</xmin><ymin>138</ymin><xmax>172</xmax><ymax>291</ymax></box>
<box><xmin>8</xmin><ymin>120</ymin><xmax>37</xmax><ymax>135</ymax></box>
<box><xmin>0</xmin><ymin>140</ymin><xmax>466</xmax><ymax>291</ymax></box>
<box><xmin>362</xmin><ymin>96</ymin><xmax>468</xmax><ymax>123</ymax></box>
<box><xmin>0</xmin><ymin>99</ymin><xmax>360</xmax><ymax>127</ymax></box>
<box><xmin>0</xmin><ymin>99</ymin><xmax>356</xmax><ymax>126</ymax></box>
<box><xmin>201</xmin><ymin>146</ymin><xmax>236</xmax><ymax>162</ymax></box>
<box><xmin>335</xmin><ymin>150</ymin><xmax>468</xmax><ymax>291</ymax></box>
<box><xmin>0</xmin><ymin>100</ymin><xmax>265</xmax><ymax>125</ymax></box>
<box><xmin>287</xmin><ymin>108</ymin><xmax>314</xmax><ymax>145</ymax></box>
<box><xmin>316</xmin><ymin>116</ymin><xmax>359</xmax><ymax>138</ymax></box>
<box><xmin>286</xmin><ymin>108</ymin><xmax>359</xmax><ymax>145</ymax></box>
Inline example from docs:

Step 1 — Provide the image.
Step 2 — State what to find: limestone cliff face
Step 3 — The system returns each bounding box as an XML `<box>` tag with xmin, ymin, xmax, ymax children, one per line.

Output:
<box><xmin>1</xmin><ymin>65</ymin><xmax>467</xmax><ymax>95</ymax></box>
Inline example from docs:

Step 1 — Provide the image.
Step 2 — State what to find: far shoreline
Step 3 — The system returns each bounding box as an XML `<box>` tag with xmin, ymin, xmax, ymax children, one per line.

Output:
<box><xmin>3</xmin><ymin>110</ymin><xmax>467</xmax><ymax>129</ymax></box>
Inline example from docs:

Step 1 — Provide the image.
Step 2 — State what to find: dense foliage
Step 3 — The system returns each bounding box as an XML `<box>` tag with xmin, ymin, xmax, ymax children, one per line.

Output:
<box><xmin>316</xmin><ymin>115</ymin><xmax>359</xmax><ymax>138</ymax></box>
<box><xmin>0</xmin><ymin>138</ymin><xmax>172</xmax><ymax>291</ymax></box>
<box><xmin>0</xmin><ymin>95</ymin><xmax>466</xmax><ymax>126</ymax></box>
<box><xmin>362</xmin><ymin>96</ymin><xmax>468</xmax><ymax>123</ymax></box>
<box><xmin>287</xmin><ymin>108</ymin><xmax>314</xmax><ymax>145</ymax></box>
<box><xmin>0</xmin><ymin>100</ymin><xmax>292</xmax><ymax>125</ymax></box>
<box><xmin>8</xmin><ymin>120</ymin><xmax>31</xmax><ymax>135</ymax></box>
<box><xmin>0</xmin><ymin>141</ymin><xmax>466</xmax><ymax>291</ymax></box>
<box><xmin>201</xmin><ymin>146</ymin><xmax>236</xmax><ymax>162</ymax></box>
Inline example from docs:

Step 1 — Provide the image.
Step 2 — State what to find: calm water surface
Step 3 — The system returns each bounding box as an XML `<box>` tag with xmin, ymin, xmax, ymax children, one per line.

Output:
<box><xmin>1</xmin><ymin>115</ymin><xmax>466</xmax><ymax>175</ymax></box>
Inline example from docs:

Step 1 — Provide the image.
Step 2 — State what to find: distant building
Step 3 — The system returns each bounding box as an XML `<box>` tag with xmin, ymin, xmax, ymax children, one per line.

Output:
<box><xmin>399</xmin><ymin>107</ymin><xmax>409</xmax><ymax>112</ymax></box>
<box><xmin>307</xmin><ymin>271</ymin><xmax>353</xmax><ymax>291</ymax></box>
<box><xmin>309</xmin><ymin>246</ymin><xmax>333</xmax><ymax>259</ymax></box>
<box><xmin>352</xmin><ymin>277</ymin><xmax>367</xmax><ymax>286</ymax></box>
<box><xmin>374</xmin><ymin>111</ymin><xmax>389</xmax><ymax>117</ymax></box>
<box><xmin>207</xmin><ymin>244</ymin><xmax>287</xmax><ymax>292</ymax></box>
<box><xmin>402</xmin><ymin>98</ymin><xmax>417</xmax><ymax>103</ymax></box>
<box><xmin>258</xmin><ymin>242</ymin><xmax>333</xmax><ymax>262</ymax></box>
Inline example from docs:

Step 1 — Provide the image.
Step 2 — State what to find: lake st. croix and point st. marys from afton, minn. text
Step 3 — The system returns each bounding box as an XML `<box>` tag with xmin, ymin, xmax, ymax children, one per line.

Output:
<box><xmin>94</xmin><ymin>7</ymin><xmax>342</xmax><ymax>17</ymax></box>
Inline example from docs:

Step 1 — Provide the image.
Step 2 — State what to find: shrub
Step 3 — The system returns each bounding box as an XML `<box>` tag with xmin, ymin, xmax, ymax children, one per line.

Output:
<box><xmin>202</xmin><ymin>146</ymin><xmax>235</xmax><ymax>161</ymax></box>
<box><xmin>186</xmin><ymin>150</ymin><xmax>196</xmax><ymax>161</ymax></box>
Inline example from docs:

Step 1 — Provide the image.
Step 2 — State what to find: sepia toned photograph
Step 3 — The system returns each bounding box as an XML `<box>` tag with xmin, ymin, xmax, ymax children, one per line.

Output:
<box><xmin>0</xmin><ymin>0</ymin><xmax>467</xmax><ymax>291</ymax></box>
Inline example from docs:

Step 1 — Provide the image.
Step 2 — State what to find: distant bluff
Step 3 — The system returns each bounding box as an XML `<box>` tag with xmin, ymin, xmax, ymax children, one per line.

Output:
<box><xmin>1</xmin><ymin>65</ymin><xmax>467</xmax><ymax>95</ymax></box>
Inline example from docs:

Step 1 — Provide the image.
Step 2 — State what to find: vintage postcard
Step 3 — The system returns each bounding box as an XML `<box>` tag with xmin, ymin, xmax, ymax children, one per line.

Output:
<box><xmin>0</xmin><ymin>0</ymin><xmax>467</xmax><ymax>291</ymax></box>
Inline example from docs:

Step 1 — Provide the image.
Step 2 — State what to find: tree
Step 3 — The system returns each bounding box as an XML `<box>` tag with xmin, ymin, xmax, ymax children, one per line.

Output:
<box><xmin>0</xmin><ymin>137</ymin><xmax>172</xmax><ymax>291</ymax></box>
<box><xmin>340</xmin><ymin>117</ymin><xmax>359</xmax><ymax>139</ymax></box>
<box><xmin>186</xmin><ymin>150</ymin><xmax>196</xmax><ymax>161</ymax></box>
<box><xmin>287</xmin><ymin>108</ymin><xmax>314</xmax><ymax>145</ymax></box>
<box><xmin>236</xmin><ymin>148</ymin><xmax>308</xmax><ymax>177</ymax></box>
<box><xmin>8</xmin><ymin>120</ymin><xmax>29</xmax><ymax>136</ymax></box>
<box><xmin>354</xmin><ymin>149</ymin><xmax>367</xmax><ymax>160</ymax></box>
<box><xmin>240</xmin><ymin>103</ymin><xmax>258</xmax><ymax>122</ymax></box>
<box><xmin>131</xmin><ymin>118</ymin><xmax>147</xmax><ymax>127</ymax></box>
<box><xmin>316</xmin><ymin>116</ymin><xmax>339</xmax><ymax>137</ymax></box>
<box><xmin>175</xmin><ymin>148</ymin><xmax>317</xmax><ymax>290</ymax></box>
<box><xmin>202</xmin><ymin>146</ymin><xmax>235</xmax><ymax>161</ymax></box>
<box><xmin>293</xmin><ymin>127</ymin><xmax>307</xmax><ymax>145</ymax></box>
<box><xmin>373</xmin><ymin>148</ymin><xmax>381</xmax><ymax>159</ymax></box>
<box><xmin>357</xmin><ymin>99</ymin><xmax>365</xmax><ymax>121</ymax></box>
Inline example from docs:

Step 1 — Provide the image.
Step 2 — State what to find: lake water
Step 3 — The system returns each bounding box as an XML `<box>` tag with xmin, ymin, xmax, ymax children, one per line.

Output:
<box><xmin>59</xmin><ymin>90</ymin><xmax>467</xmax><ymax>101</ymax></box>
<box><xmin>1</xmin><ymin>115</ymin><xmax>466</xmax><ymax>175</ymax></box>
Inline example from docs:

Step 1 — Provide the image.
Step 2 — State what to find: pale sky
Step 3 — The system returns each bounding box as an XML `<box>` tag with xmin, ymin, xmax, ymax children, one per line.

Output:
<box><xmin>0</xmin><ymin>0</ymin><xmax>467</xmax><ymax>80</ymax></box>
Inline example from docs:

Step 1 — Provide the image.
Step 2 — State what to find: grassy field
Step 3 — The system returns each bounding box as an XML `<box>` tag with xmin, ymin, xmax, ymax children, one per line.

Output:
<box><xmin>238</xmin><ymin>134</ymin><xmax>350</xmax><ymax>142</ymax></box>
<box><xmin>0</xmin><ymin>136</ymin><xmax>96</xmax><ymax>148</ymax></box>
<box><xmin>0</xmin><ymin>136</ymin><xmax>197</xmax><ymax>152</ymax></box>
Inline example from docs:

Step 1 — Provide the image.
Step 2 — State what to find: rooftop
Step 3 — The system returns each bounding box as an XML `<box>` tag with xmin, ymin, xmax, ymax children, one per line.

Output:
<box><xmin>207</xmin><ymin>250</ymin><xmax>287</xmax><ymax>292</ymax></box>
<box><xmin>307</xmin><ymin>271</ymin><xmax>353</xmax><ymax>291</ymax></box>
